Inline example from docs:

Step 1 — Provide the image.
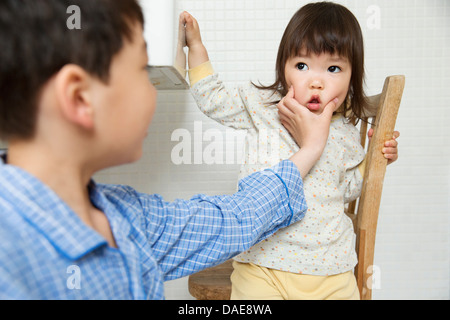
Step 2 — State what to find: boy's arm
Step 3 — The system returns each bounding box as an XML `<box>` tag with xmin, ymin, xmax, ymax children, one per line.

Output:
<box><xmin>143</xmin><ymin>159</ymin><xmax>308</xmax><ymax>281</ymax></box>
<box><xmin>142</xmin><ymin>87</ymin><xmax>333</xmax><ymax>280</ymax></box>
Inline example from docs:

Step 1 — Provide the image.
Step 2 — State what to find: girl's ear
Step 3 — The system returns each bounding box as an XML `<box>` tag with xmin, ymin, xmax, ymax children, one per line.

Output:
<box><xmin>54</xmin><ymin>64</ymin><xmax>95</xmax><ymax>130</ymax></box>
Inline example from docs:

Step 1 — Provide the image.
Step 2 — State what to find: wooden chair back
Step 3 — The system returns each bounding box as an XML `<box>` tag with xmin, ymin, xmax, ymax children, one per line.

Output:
<box><xmin>346</xmin><ymin>75</ymin><xmax>405</xmax><ymax>300</ymax></box>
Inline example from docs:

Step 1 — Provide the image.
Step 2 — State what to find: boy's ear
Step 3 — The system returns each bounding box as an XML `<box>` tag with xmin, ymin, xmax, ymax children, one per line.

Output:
<box><xmin>54</xmin><ymin>64</ymin><xmax>95</xmax><ymax>129</ymax></box>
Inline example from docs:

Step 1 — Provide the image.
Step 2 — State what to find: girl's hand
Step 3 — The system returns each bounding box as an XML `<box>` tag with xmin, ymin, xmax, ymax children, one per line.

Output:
<box><xmin>368</xmin><ymin>128</ymin><xmax>400</xmax><ymax>165</ymax></box>
<box><xmin>179</xmin><ymin>11</ymin><xmax>204</xmax><ymax>50</ymax></box>
<box><xmin>179</xmin><ymin>11</ymin><xmax>209</xmax><ymax>69</ymax></box>
<box><xmin>175</xmin><ymin>12</ymin><xmax>188</xmax><ymax>74</ymax></box>
<box><xmin>177</xmin><ymin>12</ymin><xmax>187</xmax><ymax>48</ymax></box>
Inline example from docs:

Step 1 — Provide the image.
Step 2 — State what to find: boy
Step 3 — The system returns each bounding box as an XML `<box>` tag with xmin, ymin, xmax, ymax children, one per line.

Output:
<box><xmin>0</xmin><ymin>0</ymin><xmax>337</xmax><ymax>299</ymax></box>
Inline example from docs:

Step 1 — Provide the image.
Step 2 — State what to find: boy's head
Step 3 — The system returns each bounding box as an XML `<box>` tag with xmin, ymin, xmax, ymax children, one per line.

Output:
<box><xmin>273</xmin><ymin>2</ymin><xmax>367</xmax><ymax>119</ymax></box>
<box><xmin>0</xmin><ymin>0</ymin><xmax>156</xmax><ymax>167</ymax></box>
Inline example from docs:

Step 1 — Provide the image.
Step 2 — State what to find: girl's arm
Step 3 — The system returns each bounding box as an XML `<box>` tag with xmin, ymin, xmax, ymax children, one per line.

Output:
<box><xmin>175</xmin><ymin>12</ymin><xmax>211</xmax><ymax>85</ymax></box>
<box><xmin>368</xmin><ymin>128</ymin><xmax>400</xmax><ymax>165</ymax></box>
<box><xmin>345</xmin><ymin>129</ymin><xmax>400</xmax><ymax>203</ymax></box>
<box><xmin>177</xmin><ymin>12</ymin><xmax>255</xmax><ymax>130</ymax></box>
<box><xmin>180</xmin><ymin>12</ymin><xmax>209</xmax><ymax>71</ymax></box>
<box><xmin>177</xmin><ymin>11</ymin><xmax>212</xmax><ymax>86</ymax></box>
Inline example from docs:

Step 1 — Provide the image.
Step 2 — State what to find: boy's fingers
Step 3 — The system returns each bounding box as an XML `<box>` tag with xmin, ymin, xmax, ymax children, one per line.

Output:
<box><xmin>277</xmin><ymin>87</ymin><xmax>298</xmax><ymax>115</ymax></box>
<box><xmin>277</xmin><ymin>101</ymin><xmax>295</xmax><ymax>118</ymax></box>
<box><xmin>281</xmin><ymin>97</ymin><xmax>305</xmax><ymax>116</ymax></box>
<box><xmin>393</xmin><ymin>131</ymin><xmax>400</xmax><ymax>139</ymax></box>
<box><xmin>287</xmin><ymin>86</ymin><xmax>294</xmax><ymax>99</ymax></box>
<box><xmin>278</xmin><ymin>113</ymin><xmax>290</xmax><ymax>127</ymax></box>
<box><xmin>321</xmin><ymin>98</ymin><xmax>339</xmax><ymax>119</ymax></box>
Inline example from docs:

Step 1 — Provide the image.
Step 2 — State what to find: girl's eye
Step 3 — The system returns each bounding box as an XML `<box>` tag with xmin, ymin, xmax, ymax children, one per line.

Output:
<box><xmin>296</xmin><ymin>63</ymin><xmax>308</xmax><ymax>71</ymax></box>
<box><xmin>328</xmin><ymin>66</ymin><xmax>342</xmax><ymax>73</ymax></box>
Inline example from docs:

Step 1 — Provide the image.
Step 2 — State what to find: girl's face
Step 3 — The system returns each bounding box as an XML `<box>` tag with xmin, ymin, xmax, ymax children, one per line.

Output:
<box><xmin>284</xmin><ymin>51</ymin><xmax>352</xmax><ymax>115</ymax></box>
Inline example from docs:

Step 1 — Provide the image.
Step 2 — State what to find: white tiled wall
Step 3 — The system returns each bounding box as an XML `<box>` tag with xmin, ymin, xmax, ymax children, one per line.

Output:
<box><xmin>95</xmin><ymin>0</ymin><xmax>450</xmax><ymax>300</ymax></box>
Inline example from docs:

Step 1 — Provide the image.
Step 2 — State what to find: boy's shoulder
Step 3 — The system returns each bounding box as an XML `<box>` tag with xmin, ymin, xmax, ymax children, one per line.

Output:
<box><xmin>0</xmin><ymin>203</ymin><xmax>37</xmax><ymax>276</ymax></box>
<box><xmin>94</xmin><ymin>182</ymin><xmax>152</xmax><ymax>210</ymax></box>
<box><xmin>0</xmin><ymin>204</ymin><xmax>23</xmax><ymax>239</ymax></box>
<box><xmin>0</xmin><ymin>175</ymin><xmax>34</xmax><ymax>246</ymax></box>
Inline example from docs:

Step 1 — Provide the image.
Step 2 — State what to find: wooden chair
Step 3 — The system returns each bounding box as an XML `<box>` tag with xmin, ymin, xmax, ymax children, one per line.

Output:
<box><xmin>188</xmin><ymin>259</ymin><xmax>234</xmax><ymax>300</ymax></box>
<box><xmin>347</xmin><ymin>75</ymin><xmax>405</xmax><ymax>299</ymax></box>
<box><xmin>188</xmin><ymin>75</ymin><xmax>405</xmax><ymax>300</ymax></box>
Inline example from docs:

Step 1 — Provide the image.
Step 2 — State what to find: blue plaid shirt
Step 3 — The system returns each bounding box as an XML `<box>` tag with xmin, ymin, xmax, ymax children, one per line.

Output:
<box><xmin>0</xmin><ymin>157</ymin><xmax>306</xmax><ymax>300</ymax></box>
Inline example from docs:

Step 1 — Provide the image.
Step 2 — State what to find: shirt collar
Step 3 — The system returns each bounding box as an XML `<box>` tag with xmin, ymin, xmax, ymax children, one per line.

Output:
<box><xmin>0</xmin><ymin>158</ymin><xmax>108</xmax><ymax>260</ymax></box>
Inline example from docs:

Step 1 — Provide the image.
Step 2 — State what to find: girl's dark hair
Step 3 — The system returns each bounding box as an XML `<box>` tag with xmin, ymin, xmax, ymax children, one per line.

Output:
<box><xmin>255</xmin><ymin>2</ymin><xmax>367</xmax><ymax>121</ymax></box>
<box><xmin>0</xmin><ymin>0</ymin><xmax>144</xmax><ymax>140</ymax></box>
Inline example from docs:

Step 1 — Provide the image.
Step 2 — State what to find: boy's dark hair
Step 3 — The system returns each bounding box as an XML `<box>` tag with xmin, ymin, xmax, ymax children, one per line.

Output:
<box><xmin>0</xmin><ymin>0</ymin><xmax>144</xmax><ymax>140</ymax></box>
<box><xmin>255</xmin><ymin>2</ymin><xmax>367</xmax><ymax>121</ymax></box>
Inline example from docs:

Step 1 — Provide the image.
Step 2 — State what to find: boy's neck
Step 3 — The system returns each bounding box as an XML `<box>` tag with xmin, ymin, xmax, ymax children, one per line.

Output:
<box><xmin>7</xmin><ymin>140</ymin><xmax>96</xmax><ymax>222</ymax></box>
<box><xmin>8</xmin><ymin>140</ymin><xmax>118</xmax><ymax>248</ymax></box>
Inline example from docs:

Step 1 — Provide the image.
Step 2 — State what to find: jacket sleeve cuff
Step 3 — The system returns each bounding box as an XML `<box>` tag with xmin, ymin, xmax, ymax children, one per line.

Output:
<box><xmin>263</xmin><ymin>160</ymin><xmax>307</xmax><ymax>227</ymax></box>
<box><xmin>174</xmin><ymin>65</ymin><xmax>187</xmax><ymax>79</ymax></box>
<box><xmin>188</xmin><ymin>61</ymin><xmax>214</xmax><ymax>87</ymax></box>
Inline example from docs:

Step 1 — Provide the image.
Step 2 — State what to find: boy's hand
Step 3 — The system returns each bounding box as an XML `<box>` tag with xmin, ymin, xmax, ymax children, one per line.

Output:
<box><xmin>368</xmin><ymin>128</ymin><xmax>400</xmax><ymax>165</ymax></box>
<box><xmin>278</xmin><ymin>86</ymin><xmax>338</xmax><ymax>155</ymax></box>
<box><xmin>278</xmin><ymin>86</ymin><xmax>338</xmax><ymax>178</ymax></box>
<box><xmin>179</xmin><ymin>11</ymin><xmax>209</xmax><ymax>69</ymax></box>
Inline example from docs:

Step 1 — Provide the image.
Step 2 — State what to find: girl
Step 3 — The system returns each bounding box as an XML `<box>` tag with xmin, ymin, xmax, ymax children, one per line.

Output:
<box><xmin>178</xmin><ymin>2</ymin><xmax>399</xmax><ymax>300</ymax></box>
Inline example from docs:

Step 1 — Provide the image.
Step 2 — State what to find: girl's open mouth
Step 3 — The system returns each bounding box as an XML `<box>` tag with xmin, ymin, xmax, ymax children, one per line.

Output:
<box><xmin>307</xmin><ymin>95</ymin><xmax>321</xmax><ymax>111</ymax></box>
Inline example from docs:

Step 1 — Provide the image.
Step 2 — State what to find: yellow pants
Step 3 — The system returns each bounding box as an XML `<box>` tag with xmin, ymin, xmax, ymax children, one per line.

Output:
<box><xmin>231</xmin><ymin>261</ymin><xmax>360</xmax><ymax>300</ymax></box>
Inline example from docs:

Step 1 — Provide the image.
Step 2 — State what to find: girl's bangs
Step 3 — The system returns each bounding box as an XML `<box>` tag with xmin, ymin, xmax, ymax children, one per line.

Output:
<box><xmin>291</xmin><ymin>27</ymin><xmax>353</xmax><ymax>61</ymax></box>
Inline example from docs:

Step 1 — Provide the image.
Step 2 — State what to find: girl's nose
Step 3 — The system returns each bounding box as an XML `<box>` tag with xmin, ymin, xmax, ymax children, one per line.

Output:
<box><xmin>309</xmin><ymin>79</ymin><xmax>324</xmax><ymax>90</ymax></box>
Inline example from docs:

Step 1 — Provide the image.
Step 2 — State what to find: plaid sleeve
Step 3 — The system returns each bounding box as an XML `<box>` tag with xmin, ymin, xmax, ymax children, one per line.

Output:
<box><xmin>141</xmin><ymin>160</ymin><xmax>307</xmax><ymax>280</ymax></box>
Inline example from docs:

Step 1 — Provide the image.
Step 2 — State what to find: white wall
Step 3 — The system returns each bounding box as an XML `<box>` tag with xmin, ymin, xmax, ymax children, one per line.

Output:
<box><xmin>95</xmin><ymin>0</ymin><xmax>450</xmax><ymax>300</ymax></box>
